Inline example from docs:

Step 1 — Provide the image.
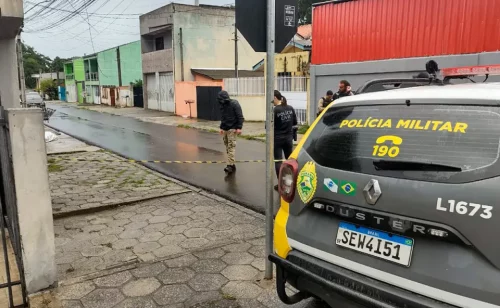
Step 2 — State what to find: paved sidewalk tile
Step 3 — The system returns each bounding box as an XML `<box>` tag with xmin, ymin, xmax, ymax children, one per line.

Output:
<box><xmin>54</xmin><ymin>193</ymin><xmax>265</xmax><ymax>280</ymax></box>
<box><xmin>48</xmin><ymin>151</ymin><xmax>189</xmax><ymax>216</ymax></box>
<box><xmin>58</xmin><ymin>243</ymin><xmax>328</xmax><ymax>308</ymax></box>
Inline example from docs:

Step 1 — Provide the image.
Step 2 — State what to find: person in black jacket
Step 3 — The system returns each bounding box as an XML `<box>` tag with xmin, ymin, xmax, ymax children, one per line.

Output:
<box><xmin>332</xmin><ymin>80</ymin><xmax>354</xmax><ymax>101</ymax></box>
<box><xmin>218</xmin><ymin>91</ymin><xmax>244</xmax><ymax>173</ymax></box>
<box><xmin>273</xmin><ymin>90</ymin><xmax>297</xmax><ymax>190</ymax></box>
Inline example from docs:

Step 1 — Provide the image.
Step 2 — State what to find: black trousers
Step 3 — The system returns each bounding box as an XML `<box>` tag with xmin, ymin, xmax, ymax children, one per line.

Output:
<box><xmin>274</xmin><ymin>137</ymin><xmax>294</xmax><ymax>178</ymax></box>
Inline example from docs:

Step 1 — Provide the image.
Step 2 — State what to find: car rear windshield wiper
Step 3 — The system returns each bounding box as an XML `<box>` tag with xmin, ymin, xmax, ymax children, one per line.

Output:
<box><xmin>373</xmin><ymin>160</ymin><xmax>462</xmax><ymax>172</ymax></box>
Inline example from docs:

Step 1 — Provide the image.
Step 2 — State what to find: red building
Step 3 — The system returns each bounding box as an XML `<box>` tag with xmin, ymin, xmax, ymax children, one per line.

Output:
<box><xmin>312</xmin><ymin>0</ymin><xmax>500</xmax><ymax>65</ymax></box>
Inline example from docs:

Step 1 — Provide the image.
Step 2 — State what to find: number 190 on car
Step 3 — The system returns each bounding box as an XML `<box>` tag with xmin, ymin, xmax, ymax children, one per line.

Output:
<box><xmin>336</xmin><ymin>222</ymin><xmax>414</xmax><ymax>267</ymax></box>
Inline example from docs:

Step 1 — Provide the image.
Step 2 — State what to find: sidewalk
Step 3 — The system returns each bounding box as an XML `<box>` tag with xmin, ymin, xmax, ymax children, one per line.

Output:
<box><xmin>48</xmin><ymin>102</ymin><xmax>305</xmax><ymax>144</ymax></box>
<box><xmin>43</xmin><ymin>129</ymin><xmax>324</xmax><ymax>308</ymax></box>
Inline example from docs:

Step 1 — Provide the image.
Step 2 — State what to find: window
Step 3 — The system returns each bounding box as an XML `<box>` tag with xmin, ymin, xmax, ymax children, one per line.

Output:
<box><xmin>305</xmin><ymin>103</ymin><xmax>500</xmax><ymax>183</ymax></box>
<box><xmin>155</xmin><ymin>37</ymin><xmax>164</xmax><ymax>51</ymax></box>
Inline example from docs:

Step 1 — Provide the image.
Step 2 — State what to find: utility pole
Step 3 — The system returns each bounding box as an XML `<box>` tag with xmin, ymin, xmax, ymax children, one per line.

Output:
<box><xmin>17</xmin><ymin>36</ymin><xmax>26</xmax><ymax>107</ymax></box>
<box><xmin>234</xmin><ymin>24</ymin><xmax>239</xmax><ymax>95</ymax></box>
<box><xmin>264</xmin><ymin>0</ymin><xmax>275</xmax><ymax>280</ymax></box>
<box><xmin>117</xmin><ymin>48</ymin><xmax>122</xmax><ymax>87</ymax></box>
<box><xmin>180</xmin><ymin>28</ymin><xmax>185</xmax><ymax>82</ymax></box>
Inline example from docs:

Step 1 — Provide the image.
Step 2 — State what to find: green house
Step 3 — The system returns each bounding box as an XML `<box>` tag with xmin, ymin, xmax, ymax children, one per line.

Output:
<box><xmin>84</xmin><ymin>54</ymin><xmax>100</xmax><ymax>104</ymax></box>
<box><xmin>63</xmin><ymin>58</ymin><xmax>85</xmax><ymax>103</ymax></box>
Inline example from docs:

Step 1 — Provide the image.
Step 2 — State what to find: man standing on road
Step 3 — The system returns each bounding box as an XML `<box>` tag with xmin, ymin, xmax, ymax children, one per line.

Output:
<box><xmin>218</xmin><ymin>91</ymin><xmax>244</xmax><ymax>174</ymax></box>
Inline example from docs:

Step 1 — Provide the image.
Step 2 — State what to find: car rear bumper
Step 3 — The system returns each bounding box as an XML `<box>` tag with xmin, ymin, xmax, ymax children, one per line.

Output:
<box><xmin>269</xmin><ymin>251</ymin><xmax>457</xmax><ymax>308</ymax></box>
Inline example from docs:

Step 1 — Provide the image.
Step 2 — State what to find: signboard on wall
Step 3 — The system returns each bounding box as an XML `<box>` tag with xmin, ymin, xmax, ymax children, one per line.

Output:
<box><xmin>235</xmin><ymin>0</ymin><xmax>298</xmax><ymax>53</ymax></box>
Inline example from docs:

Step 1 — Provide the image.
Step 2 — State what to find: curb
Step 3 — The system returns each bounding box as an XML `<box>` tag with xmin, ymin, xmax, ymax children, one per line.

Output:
<box><xmin>52</xmin><ymin>190</ymin><xmax>190</xmax><ymax>219</ymax></box>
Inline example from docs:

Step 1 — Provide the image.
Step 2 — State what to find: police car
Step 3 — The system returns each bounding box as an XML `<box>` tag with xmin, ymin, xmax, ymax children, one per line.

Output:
<box><xmin>270</xmin><ymin>63</ymin><xmax>500</xmax><ymax>308</ymax></box>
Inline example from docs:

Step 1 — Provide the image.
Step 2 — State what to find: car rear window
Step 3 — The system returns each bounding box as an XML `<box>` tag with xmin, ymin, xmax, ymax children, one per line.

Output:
<box><xmin>305</xmin><ymin>104</ymin><xmax>500</xmax><ymax>183</ymax></box>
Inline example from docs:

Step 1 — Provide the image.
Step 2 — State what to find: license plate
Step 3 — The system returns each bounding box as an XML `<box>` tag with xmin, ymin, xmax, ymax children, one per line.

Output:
<box><xmin>336</xmin><ymin>222</ymin><xmax>414</xmax><ymax>267</ymax></box>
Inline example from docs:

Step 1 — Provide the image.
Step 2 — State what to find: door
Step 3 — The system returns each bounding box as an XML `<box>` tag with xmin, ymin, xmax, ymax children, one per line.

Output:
<box><xmin>110</xmin><ymin>88</ymin><xmax>116</xmax><ymax>106</ymax></box>
<box><xmin>93</xmin><ymin>86</ymin><xmax>100</xmax><ymax>105</ymax></box>
<box><xmin>196</xmin><ymin>86</ymin><xmax>222</xmax><ymax>121</ymax></box>
<box><xmin>59</xmin><ymin>86</ymin><xmax>66</xmax><ymax>101</ymax></box>
<box><xmin>66</xmin><ymin>84</ymin><xmax>77</xmax><ymax>102</ymax></box>
<box><xmin>133</xmin><ymin>86</ymin><xmax>144</xmax><ymax>108</ymax></box>
<box><xmin>77</xmin><ymin>83</ymin><xmax>84</xmax><ymax>104</ymax></box>
<box><xmin>85</xmin><ymin>85</ymin><xmax>94</xmax><ymax>104</ymax></box>
<box><xmin>159</xmin><ymin>72</ymin><xmax>175</xmax><ymax>112</ymax></box>
<box><xmin>146</xmin><ymin>74</ymin><xmax>159</xmax><ymax>110</ymax></box>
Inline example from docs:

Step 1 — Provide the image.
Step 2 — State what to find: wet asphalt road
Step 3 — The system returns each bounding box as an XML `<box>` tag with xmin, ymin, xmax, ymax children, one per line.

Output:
<box><xmin>46</xmin><ymin>104</ymin><xmax>280</xmax><ymax>214</ymax></box>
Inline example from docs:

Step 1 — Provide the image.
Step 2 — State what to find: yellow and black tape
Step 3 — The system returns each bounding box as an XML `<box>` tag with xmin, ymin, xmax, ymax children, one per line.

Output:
<box><xmin>50</xmin><ymin>158</ymin><xmax>285</xmax><ymax>164</ymax></box>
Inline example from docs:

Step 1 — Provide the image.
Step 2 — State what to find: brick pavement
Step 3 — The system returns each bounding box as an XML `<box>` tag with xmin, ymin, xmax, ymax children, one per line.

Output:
<box><xmin>54</xmin><ymin>193</ymin><xmax>326</xmax><ymax>308</ymax></box>
<box><xmin>48</xmin><ymin>151</ymin><xmax>190</xmax><ymax>217</ymax></box>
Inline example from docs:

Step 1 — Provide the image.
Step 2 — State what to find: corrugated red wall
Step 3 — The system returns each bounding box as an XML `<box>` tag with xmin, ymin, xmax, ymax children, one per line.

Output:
<box><xmin>312</xmin><ymin>0</ymin><xmax>500</xmax><ymax>65</ymax></box>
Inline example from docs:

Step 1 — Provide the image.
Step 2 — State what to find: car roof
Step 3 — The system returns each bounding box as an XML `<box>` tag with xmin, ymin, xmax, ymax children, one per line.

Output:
<box><xmin>334</xmin><ymin>82</ymin><xmax>500</xmax><ymax>107</ymax></box>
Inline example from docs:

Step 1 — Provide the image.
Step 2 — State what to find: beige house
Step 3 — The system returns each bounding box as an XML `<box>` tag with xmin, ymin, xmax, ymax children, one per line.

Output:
<box><xmin>139</xmin><ymin>3</ymin><xmax>264</xmax><ymax>117</ymax></box>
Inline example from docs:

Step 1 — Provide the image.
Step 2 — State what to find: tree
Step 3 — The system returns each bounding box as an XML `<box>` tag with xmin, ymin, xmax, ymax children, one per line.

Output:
<box><xmin>298</xmin><ymin>0</ymin><xmax>323</xmax><ymax>25</ymax></box>
<box><xmin>22</xmin><ymin>43</ymin><xmax>51</xmax><ymax>89</ymax></box>
<box><xmin>22</xmin><ymin>43</ymin><xmax>67</xmax><ymax>89</ymax></box>
<box><xmin>39</xmin><ymin>79</ymin><xmax>58</xmax><ymax>100</ymax></box>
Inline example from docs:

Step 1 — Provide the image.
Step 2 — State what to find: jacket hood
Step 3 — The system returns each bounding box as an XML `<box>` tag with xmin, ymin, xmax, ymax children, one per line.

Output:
<box><xmin>218</xmin><ymin>91</ymin><xmax>231</xmax><ymax>104</ymax></box>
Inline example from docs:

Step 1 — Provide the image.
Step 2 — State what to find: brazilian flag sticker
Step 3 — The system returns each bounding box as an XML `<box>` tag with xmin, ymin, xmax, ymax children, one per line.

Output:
<box><xmin>340</xmin><ymin>181</ymin><xmax>357</xmax><ymax>196</ymax></box>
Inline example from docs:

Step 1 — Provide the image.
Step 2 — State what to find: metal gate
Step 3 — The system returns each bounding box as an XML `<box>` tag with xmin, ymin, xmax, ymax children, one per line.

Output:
<box><xmin>159</xmin><ymin>72</ymin><xmax>175</xmax><ymax>113</ymax></box>
<box><xmin>196</xmin><ymin>86</ymin><xmax>222</xmax><ymax>121</ymax></box>
<box><xmin>146</xmin><ymin>74</ymin><xmax>159</xmax><ymax>110</ymax></box>
<box><xmin>133</xmin><ymin>86</ymin><xmax>144</xmax><ymax>108</ymax></box>
<box><xmin>66</xmin><ymin>84</ymin><xmax>77</xmax><ymax>103</ymax></box>
<box><xmin>0</xmin><ymin>107</ymin><xmax>27</xmax><ymax>308</ymax></box>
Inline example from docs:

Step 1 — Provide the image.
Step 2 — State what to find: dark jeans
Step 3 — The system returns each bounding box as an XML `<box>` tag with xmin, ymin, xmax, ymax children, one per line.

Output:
<box><xmin>274</xmin><ymin>137</ymin><xmax>293</xmax><ymax>178</ymax></box>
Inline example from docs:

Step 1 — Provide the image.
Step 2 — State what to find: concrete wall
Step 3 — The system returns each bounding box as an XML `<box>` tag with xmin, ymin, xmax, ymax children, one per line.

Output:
<box><xmin>175</xmin><ymin>77</ymin><xmax>223</xmax><ymax>117</ymax></box>
<box><xmin>309</xmin><ymin>52</ymin><xmax>500</xmax><ymax>123</ymax></box>
<box><xmin>98</xmin><ymin>48</ymin><xmax>119</xmax><ymax>86</ymax></box>
<box><xmin>140</xmin><ymin>5</ymin><xmax>174</xmax><ymax>35</ymax></box>
<box><xmin>7</xmin><ymin>109</ymin><xmax>56</xmax><ymax>294</ymax></box>
<box><xmin>0</xmin><ymin>39</ymin><xmax>20</xmax><ymax>108</ymax></box>
<box><xmin>119</xmin><ymin>41</ymin><xmax>142</xmax><ymax>85</ymax></box>
<box><xmin>0</xmin><ymin>0</ymin><xmax>23</xmax><ymax>39</ymax></box>
<box><xmin>116</xmin><ymin>86</ymin><xmax>134</xmax><ymax>107</ymax></box>
<box><xmin>142</xmin><ymin>49</ymin><xmax>173</xmax><ymax>74</ymax></box>
<box><xmin>0</xmin><ymin>0</ymin><xmax>22</xmax><ymax>17</ymax></box>
<box><xmin>172</xmin><ymin>5</ymin><xmax>264</xmax><ymax>82</ymax></box>
<box><xmin>233</xmin><ymin>95</ymin><xmax>266</xmax><ymax>122</ymax></box>
<box><xmin>73</xmin><ymin>58</ymin><xmax>85</xmax><ymax>82</ymax></box>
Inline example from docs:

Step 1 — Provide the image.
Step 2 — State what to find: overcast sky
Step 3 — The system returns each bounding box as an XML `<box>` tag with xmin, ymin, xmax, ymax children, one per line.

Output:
<box><xmin>23</xmin><ymin>0</ymin><xmax>232</xmax><ymax>59</ymax></box>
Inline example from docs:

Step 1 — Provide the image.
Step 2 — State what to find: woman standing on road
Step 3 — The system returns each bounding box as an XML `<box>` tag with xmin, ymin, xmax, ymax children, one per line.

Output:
<box><xmin>273</xmin><ymin>90</ymin><xmax>297</xmax><ymax>190</ymax></box>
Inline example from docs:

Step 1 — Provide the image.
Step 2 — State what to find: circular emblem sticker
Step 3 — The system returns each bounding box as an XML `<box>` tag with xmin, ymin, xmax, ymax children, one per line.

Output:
<box><xmin>297</xmin><ymin>162</ymin><xmax>317</xmax><ymax>204</ymax></box>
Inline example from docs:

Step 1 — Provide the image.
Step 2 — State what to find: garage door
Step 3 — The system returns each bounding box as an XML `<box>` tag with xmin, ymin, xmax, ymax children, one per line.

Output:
<box><xmin>146</xmin><ymin>74</ymin><xmax>159</xmax><ymax>110</ymax></box>
<box><xmin>159</xmin><ymin>72</ymin><xmax>175</xmax><ymax>113</ymax></box>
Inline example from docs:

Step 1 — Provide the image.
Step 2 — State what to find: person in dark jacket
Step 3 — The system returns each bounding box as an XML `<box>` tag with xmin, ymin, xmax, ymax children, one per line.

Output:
<box><xmin>333</xmin><ymin>80</ymin><xmax>354</xmax><ymax>101</ymax></box>
<box><xmin>218</xmin><ymin>91</ymin><xmax>244</xmax><ymax>173</ymax></box>
<box><xmin>273</xmin><ymin>90</ymin><xmax>297</xmax><ymax>190</ymax></box>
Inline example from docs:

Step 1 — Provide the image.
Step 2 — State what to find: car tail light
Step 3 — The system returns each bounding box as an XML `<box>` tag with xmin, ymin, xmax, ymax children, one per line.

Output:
<box><xmin>278</xmin><ymin>159</ymin><xmax>299</xmax><ymax>203</ymax></box>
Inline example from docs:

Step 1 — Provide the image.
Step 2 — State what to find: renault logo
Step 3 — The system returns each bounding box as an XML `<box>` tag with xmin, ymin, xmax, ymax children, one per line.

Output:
<box><xmin>363</xmin><ymin>179</ymin><xmax>382</xmax><ymax>205</ymax></box>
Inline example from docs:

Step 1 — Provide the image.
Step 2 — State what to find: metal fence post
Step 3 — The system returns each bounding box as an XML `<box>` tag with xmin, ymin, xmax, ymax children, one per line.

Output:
<box><xmin>264</xmin><ymin>0</ymin><xmax>276</xmax><ymax>280</ymax></box>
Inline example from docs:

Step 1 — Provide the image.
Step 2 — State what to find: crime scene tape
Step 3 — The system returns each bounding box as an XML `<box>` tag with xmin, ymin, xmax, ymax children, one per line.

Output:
<box><xmin>50</xmin><ymin>157</ymin><xmax>286</xmax><ymax>164</ymax></box>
